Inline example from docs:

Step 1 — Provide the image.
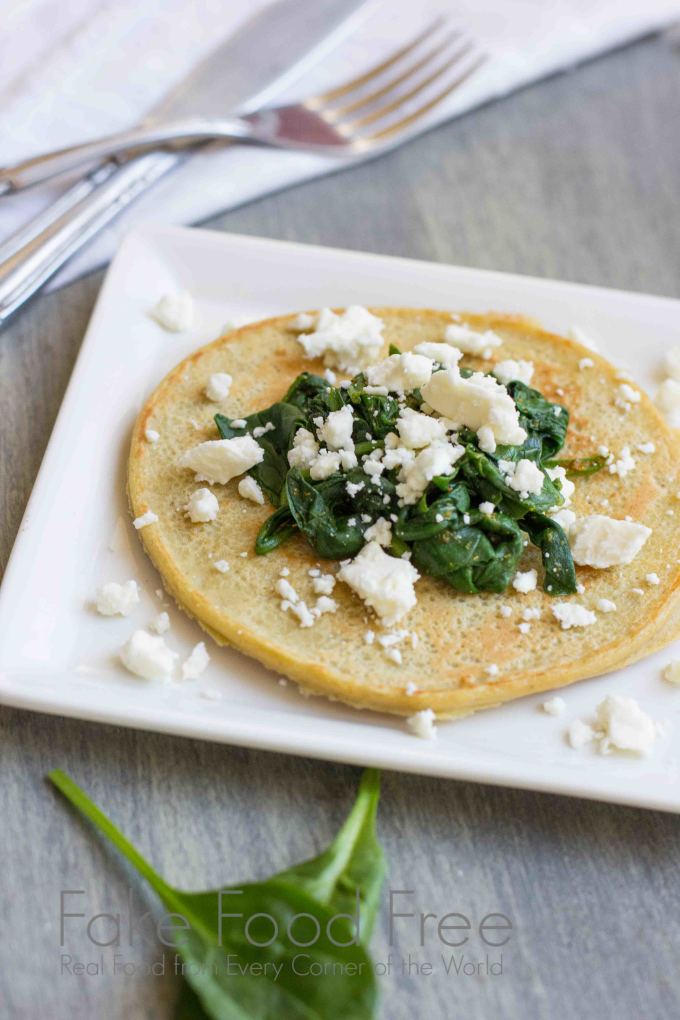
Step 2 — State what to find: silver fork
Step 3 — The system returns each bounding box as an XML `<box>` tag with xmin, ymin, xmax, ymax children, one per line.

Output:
<box><xmin>0</xmin><ymin>18</ymin><xmax>486</xmax><ymax>193</ymax></box>
<box><xmin>0</xmin><ymin>20</ymin><xmax>486</xmax><ymax>324</ymax></box>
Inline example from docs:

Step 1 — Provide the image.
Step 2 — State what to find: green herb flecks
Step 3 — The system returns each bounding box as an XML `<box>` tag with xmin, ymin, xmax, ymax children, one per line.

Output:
<box><xmin>49</xmin><ymin>769</ymin><xmax>385</xmax><ymax>1020</ymax></box>
<box><xmin>213</xmin><ymin>365</ymin><xmax>605</xmax><ymax>597</ymax></box>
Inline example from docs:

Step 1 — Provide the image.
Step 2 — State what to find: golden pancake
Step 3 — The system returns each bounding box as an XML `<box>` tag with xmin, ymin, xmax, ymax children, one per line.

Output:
<box><xmin>128</xmin><ymin>310</ymin><xmax>680</xmax><ymax>717</ymax></box>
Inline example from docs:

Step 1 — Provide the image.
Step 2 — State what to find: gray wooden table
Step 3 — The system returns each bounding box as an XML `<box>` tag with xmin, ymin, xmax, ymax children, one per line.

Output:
<box><xmin>2</xmin><ymin>34</ymin><xmax>680</xmax><ymax>1020</ymax></box>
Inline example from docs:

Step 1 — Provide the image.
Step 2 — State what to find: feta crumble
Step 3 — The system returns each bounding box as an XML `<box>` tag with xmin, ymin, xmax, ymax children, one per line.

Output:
<box><xmin>151</xmin><ymin>611</ymin><xmax>170</xmax><ymax>635</ymax></box>
<box><xmin>542</xmin><ymin>696</ymin><xmax>566</xmax><ymax>716</ymax></box>
<box><xmin>185</xmin><ymin>488</ymin><xmax>219</xmax><ymax>523</ymax></box>
<box><xmin>492</xmin><ymin>359</ymin><xmax>534</xmax><ymax>386</ymax></box>
<box><xmin>552</xmin><ymin>603</ymin><xmax>597</xmax><ymax>629</ymax></box>
<box><xmin>95</xmin><ymin>580</ymin><xmax>140</xmax><ymax>617</ymax></box>
<box><xmin>421</xmin><ymin>367</ymin><xmax>527</xmax><ymax>447</ymax></box>
<box><xmin>181</xmin><ymin>435</ymin><xmax>263</xmax><ymax>485</ymax></box>
<box><xmin>238</xmin><ymin>476</ymin><xmax>265</xmax><ymax>505</ymax></box>
<box><xmin>395</xmin><ymin>407</ymin><xmax>447</xmax><ymax>449</ymax></box>
<box><xmin>338</xmin><ymin>541</ymin><xmax>420</xmax><ymax>626</ymax></box>
<box><xmin>364</xmin><ymin>517</ymin><xmax>393</xmax><ymax>547</ymax></box>
<box><xmin>366</xmin><ymin>352</ymin><xmax>433</xmax><ymax>394</ymax></box>
<box><xmin>646</xmin><ymin>572</ymin><xmax>660</xmax><ymax>586</ymax></box>
<box><xmin>317</xmin><ymin>405</ymin><xmax>355</xmax><ymax>451</ymax></box>
<box><xmin>213</xmin><ymin>559</ymin><xmax>230</xmax><ymax>573</ymax></box>
<box><xmin>412</xmin><ymin>342</ymin><xmax>462</xmax><ymax>368</ymax></box>
<box><xmin>150</xmin><ymin>291</ymin><xmax>194</xmax><ymax>332</ymax></box>
<box><xmin>512</xmin><ymin>569</ymin><xmax>537</xmax><ymax>594</ymax></box>
<box><xmin>655</xmin><ymin>378</ymin><xmax>680</xmax><ymax>427</ymax></box>
<box><xmin>662</xmin><ymin>661</ymin><xmax>680</xmax><ymax>685</ymax></box>
<box><xmin>569</xmin><ymin>515</ymin><xmax>651</xmax><ymax>568</ymax></box>
<box><xmin>295</xmin><ymin>306</ymin><xmax>384</xmax><ymax>372</ymax></box>
<box><xmin>406</xmin><ymin>708</ymin><xmax>437</xmax><ymax>740</ymax></box>
<box><xmin>182</xmin><ymin>641</ymin><xmax>210</xmax><ymax>680</ymax></box>
<box><xmin>205</xmin><ymin>372</ymin><xmax>232</xmax><ymax>402</ymax></box>
<box><xmin>444</xmin><ymin>322</ymin><xmax>502</xmax><ymax>358</ymax></box>
<box><xmin>120</xmin><ymin>630</ymin><xmax>177</xmax><ymax>680</ymax></box>
<box><xmin>596</xmin><ymin>598</ymin><xmax>617</xmax><ymax>613</ymax></box>
<box><xmin>133</xmin><ymin>510</ymin><xmax>158</xmax><ymax>529</ymax></box>
<box><xmin>145</xmin><ymin>428</ymin><xmax>160</xmax><ymax>443</ymax></box>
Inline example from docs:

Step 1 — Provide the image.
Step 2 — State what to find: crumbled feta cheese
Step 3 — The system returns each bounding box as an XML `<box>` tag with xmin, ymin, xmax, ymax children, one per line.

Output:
<box><xmin>276</xmin><ymin>578</ymin><xmax>299</xmax><ymax>603</ymax></box>
<box><xmin>313</xmin><ymin>573</ymin><xmax>336</xmax><ymax>596</ymax></box>
<box><xmin>646</xmin><ymin>572</ymin><xmax>660</xmax><ymax>586</ymax></box>
<box><xmin>313</xmin><ymin>595</ymin><xmax>337</xmax><ymax>617</ymax></box>
<box><xmin>569</xmin><ymin>515</ymin><xmax>651</xmax><ymax>568</ymax></box>
<box><xmin>542</xmin><ymin>696</ymin><xmax>566</xmax><ymax>716</ymax></box>
<box><xmin>505</xmin><ymin>458</ymin><xmax>545</xmax><ymax>497</ymax></box>
<box><xmin>595</xmin><ymin>695</ymin><xmax>658</xmax><ymax>754</ymax></box>
<box><xmin>145</xmin><ymin>427</ymin><xmax>160</xmax><ymax>443</ymax></box>
<box><xmin>406</xmin><ymin>708</ymin><xmax>437</xmax><ymax>740</ymax></box>
<box><xmin>95</xmin><ymin>580</ymin><xmax>140</xmax><ymax>617</ymax></box>
<box><xmin>406</xmin><ymin>681</ymin><xmax>418</xmax><ymax>696</ymax></box>
<box><xmin>317</xmin><ymin>406</ymin><xmax>355</xmax><ymax>451</ymax></box>
<box><xmin>291</xmin><ymin>312</ymin><xmax>315</xmax><ymax>331</ymax></box>
<box><xmin>617</xmin><ymin>382</ymin><xmax>640</xmax><ymax>407</ymax></box>
<box><xmin>499</xmin><ymin>605</ymin><xmax>512</xmax><ymax>618</ymax></box>
<box><xmin>338</xmin><ymin>541</ymin><xmax>419</xmax><ymax>626</ymax></box>
<box><xmin>607</xmin><ymin>446</ymin><xmax>636</xmax><ymax>478</ymax></box>
<box><xmin>213</xmin><ymin>559</ymin><xmax>230</xmax><ymax>573</ymax></box>
<box><xmin>579</xmin><ymin>357</ymin><xmax>595</xmax><ymax>370</ymax></box>
<box><xmin>366</xmin><ymin>352</ymin><xmax>433</xmax><ymax>394</ymax></box>
<box><xmin>596</xmin><ymin>598</ymin><xmax>617</xmax><ymax>613</ymax></box>
<box><xmin>421</xmin><ymin>367</ymin><xmax>527</xmax><ymax>447</ymax></box>
<box><xmin>182</xmin><ymin>641</ymin><xmax>210</xmax><ymax>680</ymax></box>
<box><xmin>662</xmin><ymin>661</ymin><xmax>680</xmax><ymax>685</ymax></box>
<box><xmin>230</xmin><ymin>418</ymin><xmax>247</xmax><ymax>429</ymax></box>
<box><xmin>662</xmin><ymin>346</ymin><xmax>680</xmax><ymax>381</ymax></box>
<box><xmin>364</xmin><ymin>630</ymin><xmax>375</xmax><ymax>645</ymax></box>
<box><xmin>395</xmin><ymin>408</ymin><xmax>447</xmax><ymax>448</ymax></box>
<box><xmin>181</xmin><ymin>436</ymin><xmax>263</xmax><ymax>485</ymax></box>
<box><xmin>567</xmin><ymin>719</ymin><xmax>596</xmax><ymax>749</ymax></box>
<box><xmin>238</xmin><ymin>476</ymin><xmax>264</xmax><ymax>504</ymax></box>
<box><xmin>545</xmin><ymin>465</ymin><xmax>575</xmax><ymax>506</ymax></box>
<box><xmin>185</xmin><ymin>488</ymin><xmax>219</xmax><ymax>523</ymax></box>
<box><xmin>150</xmin><ymin>290</ymin><xmax>194</xmax><ymax>332</ymax></box>
<box><xmin>512</xmin><ymin>569</ymin><xmax>537</xmax><ymax>594</ymax></box>
<box><xmin>518</xmin><ymin>622</ymin><xmax>531</xmax><ymax>635</ymax></box>
<box><xmin>385</xmin><ymin>647</ymin><xmax>402</xmax><ymax>665</ymax></box>
<box><xmin>151</xmin><ymin>611</ymin><xmax>170</xmax><ymax>635</ymax></box>
<box><xmin>444</xmin><ymin>322</ymin><xmax>502</xmax><ymax>358</ymax></box>
<box><xmin>252</xmin><ymin>422</ymin><xmax>275</xmax><ymax>439</ymax></box>
<box><xmin>364</xmin><ymin>517</ymin><xmax>393</xmax><ymax>546</ymax></box>
<box><xmin>486</xmin><ymin>663</ymin><xmax>499</xmax><ymax>677</ymax></box>
<box><xmin>412</xmin><ymin>342</ymin><xmax>462</xmax><ymax>368</ymax></box>
<box><xmin>550</xmin><ymin>508</ymin><xmax>577</xmax><ymax>534</ymax></box>
<box><xmin>295</xmin><ymin>306</ymin><xmax>384</xmax><ymax>372</ymax></box>
<box><xmin>288</xmin><ymin>428</ymin><xmax>319</xmax><ymax>469</ymax></box>
<box><xmin>120</xmin><ymin>630</ymin><xmax>177</xmax><ymax>680</ymax></box>
<box><xmin>479</xmin><ymin>501</ymin><xmax>495</xmax><ymax>515</ymax></box>
<box><xmin>552</xmin><ymin>603</ymin><xmax>597</xmax><ymax>629</ymax></box>
<box><xmin>492</xmin><ymin>359</ymin><xmax>534</xmax><ymax>386</ymax></box>
<box><xmin>522</xmin><ymin>607</ymin><xmax>541</xmax><ymax>621</ymax></box>
<box><xmin>205</xmin><ymin>372</ymin><xmax>232</xmax><ymax>402</ymax></box>
<box><xmin>476</xmin><ymin>425</ymin><xmax>496</xmax><ymax>454</ymax></box>
<box><xmin>636</xmin><ymin>442</ymin><xmax>655</xmax><ymax>454</ymax></box>
<box><xmin>284</xmin><ymin>599</ymin><xmax>316</xmax><ymax>628</ymax></box>
<box><xmin>395</xmin><ymin>441</ymin><xmax>464</xmax><ymax>505</ymax></box>
<box><xmin>133</xmin><ymin>510</ymin><xmax>158</xmax><ymax>529</ymax></box>
<box><xmin>655</xmin><ymin>378</ymin><xmax>680</xmax><ymax>427</ymax></box>
<box><xmin>310</xmin><ymin>450</ymin><xmax>341</xmax><ymax>480</ymax></box>
<box><xmin>346</xmin><ymin>480</ymin><xmax>365</xmax><ymax>497</ymax></box>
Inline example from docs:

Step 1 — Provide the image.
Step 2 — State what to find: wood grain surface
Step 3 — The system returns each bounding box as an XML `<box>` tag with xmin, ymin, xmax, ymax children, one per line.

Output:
<box><xmin>2</xmin><ymin>34</ymin><xmax>680</xmax><ymax>1020</ymax></box>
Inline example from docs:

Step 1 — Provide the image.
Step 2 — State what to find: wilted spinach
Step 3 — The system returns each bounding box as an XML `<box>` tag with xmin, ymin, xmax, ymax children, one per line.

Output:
<box><xmin>49</xmin><ymin>768</ymin><xmax>385</xmax><ymax>1020</ymax></box>
<box><xmin>211</xmin><ymin>362</ymin><xmax>607</xmax><ymax>596</ymax></box>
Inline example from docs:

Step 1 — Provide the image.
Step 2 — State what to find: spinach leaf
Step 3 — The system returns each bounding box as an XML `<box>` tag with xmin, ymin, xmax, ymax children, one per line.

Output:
<box><xmin>508</xmin><ymin>381</ymin><xmax>568</xmax><ymax>458</ymax></box>
<box><xmin>461</xmin><ymin>447</ymin><xmax>561</xmax><ymax>517</ymax></box>
<box><xmin>522</xmin><ymin>513</ymin><xmax>577</xmax><ymax>595</ymax></box>
<box><xmin>411</xmin><ymin>511</ymin><xmax>524</xmax><ymax>594</ymax></box>
<box><xmin>549</xmin><ymin>454</ymin><xmax>606</xmax><ymax>478</ymax></box>
<box><xmin>216</xmin><ymin>402</ymin><xmax>305</xmax><ymax>506</ymax></box>
<box><xmin>254</xmin><ymin>506</ymin><xmax>297</xmax><ymax>555</ymax></box>
<box><xmin>283</xmin><ymin>371</ymin><xmax>332</xmax><ymax>412</ymax></box>
<box><xmin>286</xmin><ymin>469</ymin><xmax>366</xmax><ymax>559</ymax></box>
<box><xmin>48</xmin><ymin>769</ymin><xmax>384</xmax><ymax>1020</ymax></box>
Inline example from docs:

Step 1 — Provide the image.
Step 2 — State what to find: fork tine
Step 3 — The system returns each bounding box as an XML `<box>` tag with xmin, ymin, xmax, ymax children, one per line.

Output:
<box><xmin>342</xmin><ymin>40</ymin><xmax>478</xmax><ymax>134</ymax></box>
<box><xmin>357</xmin><ymin>53</ymin><xmax>488</xmax><ymax>148</ymax></box>
<box><xmin>324</xmin><ymin>28</ymin><xmax>463</xmax><ymax>122</ymax></box>
<box><xmin>307</xmin><ymin>16</ymin><xmax>448</xmax><ymax>109</ymax></box>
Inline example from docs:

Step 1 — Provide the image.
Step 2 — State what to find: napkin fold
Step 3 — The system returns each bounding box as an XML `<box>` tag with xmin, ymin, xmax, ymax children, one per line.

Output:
<box><xmin>2</xmin><ymin>0</ymin><xmax>679</xmax><ymax>289</ymax></box>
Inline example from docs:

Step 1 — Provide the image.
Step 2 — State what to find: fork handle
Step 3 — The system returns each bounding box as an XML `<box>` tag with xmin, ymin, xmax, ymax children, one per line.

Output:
<box><xmin>0</xmin><ymin>151</ymin><xmax>182</xmax><ymax>326</ymax></box>
<box><xmin>0</xmin><ymin>117</ymin><xmax>251</xmax><ymax>194</ymax></box>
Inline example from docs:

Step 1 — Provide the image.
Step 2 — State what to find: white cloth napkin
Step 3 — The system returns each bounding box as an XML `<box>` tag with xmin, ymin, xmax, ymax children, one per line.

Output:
<box><xmin>2</xmin><ymin>0</ymin><xmax>679</xmax><ymax>289</ymax></box>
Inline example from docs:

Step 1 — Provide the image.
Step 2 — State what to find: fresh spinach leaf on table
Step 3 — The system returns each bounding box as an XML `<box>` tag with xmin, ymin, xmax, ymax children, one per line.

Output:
<box><xmin>49</xmin><ymin>769</ymin><xmax>385</xmax><ymax>1020</ymax></box>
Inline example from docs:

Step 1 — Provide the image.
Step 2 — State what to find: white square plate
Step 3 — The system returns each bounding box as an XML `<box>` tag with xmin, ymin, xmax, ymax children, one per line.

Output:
<box><xmin>2</xmin><ymin>225</ymin><xmax>680</xmax><ymax>811</ymax></box>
